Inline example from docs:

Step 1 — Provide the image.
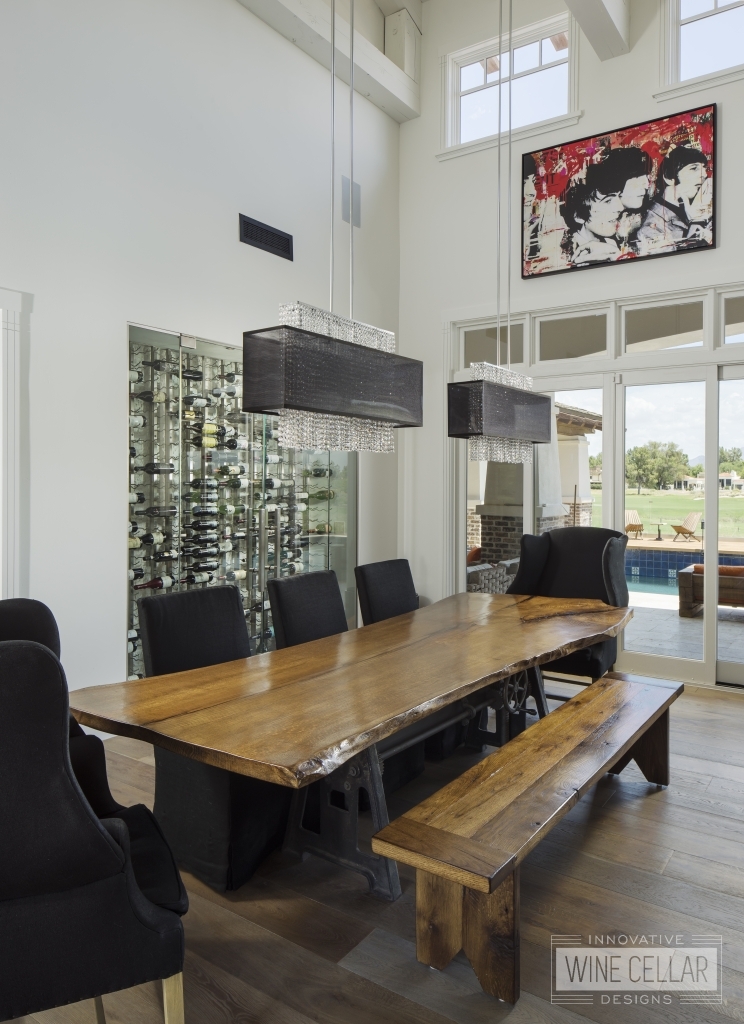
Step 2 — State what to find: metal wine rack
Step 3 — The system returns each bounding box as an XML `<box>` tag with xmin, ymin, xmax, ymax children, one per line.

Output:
<box><xmin>127</xmin><ymin>325</ymin><xmax>357</xmax><ymax>679</ymax></box>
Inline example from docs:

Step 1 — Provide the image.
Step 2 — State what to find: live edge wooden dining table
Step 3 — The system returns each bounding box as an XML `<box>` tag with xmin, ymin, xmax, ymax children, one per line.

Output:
<box><xmin>70</xmin><ymin>592</ymin><xmax>632</xmax><ymax>901</ymax></box>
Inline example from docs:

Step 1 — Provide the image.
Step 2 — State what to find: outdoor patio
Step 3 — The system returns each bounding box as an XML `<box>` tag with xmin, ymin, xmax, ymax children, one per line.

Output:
<box><xmin>625</xmin><ymin>591</ymin><xmax>744</xmax><ymax>661</ymax></box>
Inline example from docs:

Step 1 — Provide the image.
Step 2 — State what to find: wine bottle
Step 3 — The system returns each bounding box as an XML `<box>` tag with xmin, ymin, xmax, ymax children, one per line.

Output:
<box><xmin>134</xmin><ymin>463</ymin><xmax>175</xmax><ymax>476</ymax></box>
<box><xmin>129</xmin><ymin>521</ymin><xmax>146</xmax><ymax>535</ymax></box>
<box><xmin>189</xmin><ymin>519</ymin><xmax>219</xmax><ymax>531</ymax></box>
<box><xmin>310</xmin><ymin>466</ymin><xmax>330</xmax><ymax>477</ymax></box>
<box><xmin>220</xmin><ymin>464</ymin><xmax>247</xmax><ymax>477</ymax></box>
<box><xmin>265</xmin><ymin>454</ymin><xmax>281</xmax><ymax>464</ymax></box>
<box><xmin>250</xmin><ymin>599</ymin><xmax>272</xmax><ymax>613</ymax></box>
<box><xmin>128</xmin><ymin>536</ymin><xmax>142</xmax><ymax>549</ymax></box>
<box><xmin>211</xmin><ymin>385</ymin><xmax>238</xmax><ymax>398</ymax></box>
<box><xmin>191</xmin><ymin>504</ymin><xmax>219</xmax><ymax>515</ymax></box>
<box><xmin>135</xmin><ymin>390</ymin><xmax>168</xmax><ymax>404</ymax></box>
<box><xmin>217</xmin><ymin>503</ymin><xmax>246</xmax><ymax>516</ymax></box>
<box><xmin>292</xmin><ymin>491</ymin><xmax>310</xmax><ymax>500</ymax></box>
<box><xmin>190</xmin><ymin>478</ymin><xmax>218</xmax><ymax>490</ymax></box>
<box><xmin>200</xmin><ymin>423</ymin><xmax>234</xmax><ymax>437</ymax></box>
<box><xmin>128</xmin><ymin>370</ymin><xmax>144</xmax><ymax>383</ymax></box>
<box><xmin>315</xmin><ymin>523</ymin><xmax>332</xmax><ymax>534</ymax></box>
<box><xmin>128</xmin><ymin>629</ymin><xmax>140</xmax><ymax>640</ymax></box>
<box><xmin>180</xmin><ymin>572</ymin><xmax>213</xmax><ymax>585</ymax></box>
<box><xmin>190</xmin><ymin>533</ymin><xmax>219</xmax><ymax>544</ymax></box>
<box><xmin>141</xmin><ymin>530</ymin><xmax>166</xmax><ymax>546</ymax></box>
<box><xmin>142</xmin><ymin>360</ymin><xmax>203</xmax><ymax>381</ymax></box>
<box><xmin>219</xmin><ymin>372</ymin><xmax>241</xmax><ymax>384</ymax></box>
<box><xmin>182</xmin><ymin>409</ymin><xmax>197</xmax><ymax>421</ymax></box>
<box><xmin>128</xmin><ymin>491</ymin><xmax>146</xmax><ymax>505</ymax></box>
<box><xmin>183</xmin><ymin>394</ymin><xmax>214</xmax><ymax>408</ymax></box>
<box><xmin>144</xmin><ymin>505</ymin><xmax>178</xmax><ymax>517</ymax></box>
<box><xmin>129</xmin><ymin>445</ymin><xmax>141</xmax><ymax>459</ymax></box>
<box><xmin>129</xmin><ymin>414</ymin><xmax>147</xmax><ymax>429</ymax></box>
<box><xmin>147</xmin><ymin>549</ymin><xmax>179</xmax><ymax>563</ymax></box>
<box><xmin>287</xmin><ymin>562</ymin><xmax>304</xmax><ymax>575</ymax></box>
<box><xmin>311</xmin><ymin>489</ymin><xmax>336</xmax><ymax>501</ymax></box>
<box><xmin>190</xmin><ymin>560</ymin><xmax>220</xmax><ymax>572</ymax></box>
<box><xmin>216</xmin><ymin>540</ymin><xmax>234</xmax><ymax>553</ymax></box>
<box><xmin>191</xmin><ymin>436</ymin><xmax>218</xmax><ymax>449</ymax></box>
<box><xmin>218</xmin><ymin>437</ymin><xmax>250</xmax><ymax>450</ymax></box>
<box><xmin>128</xmin><ymin>567</ymin><xmax>145</xmax><ymax>581</ymax></box>
<box><xmin>287</xmin><ymin>503</ymin><xmax>308</xmax><ymax>513</ymax></box>
<box><xmin>127</xmin><ymin>640</ymin><xmax>139</xmax><ymax>654</ymax></box>
<box><xmin>133</xmin><ymin>575</ymin><xmax>174</xmax><ymax>591</ymax></box>
<box><xmin>220</xmin><ymin>569</ymin><xmax>247</xmax><ymax>581</ymax></box>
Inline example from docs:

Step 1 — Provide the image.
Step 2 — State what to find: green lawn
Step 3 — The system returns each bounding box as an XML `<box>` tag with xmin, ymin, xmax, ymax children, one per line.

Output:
<box><xmin>589</xmin><ymin>488</ymin><xmax>744</xmax><ymax>539</ymax></box>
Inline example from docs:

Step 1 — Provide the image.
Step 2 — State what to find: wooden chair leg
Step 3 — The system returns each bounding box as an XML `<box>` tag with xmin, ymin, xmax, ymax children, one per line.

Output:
<box><xmin>416</xmin><ymin>870</ymin><xmax>463</xmax><ymax>970</ymax></box>
<box><xmin>162</xmin><ymin>972</ymin><xmax>185</xmax><ymax>1024</ymax></box>
<box><xmin>462</xmin><ymin>868</ymin><xmax>520</xmax><ymax>1003</ymax></box>
<box><xmin>93</xmin><ymin>996</ymin><xmax>106</xmax><ymax>1024</ymax></box>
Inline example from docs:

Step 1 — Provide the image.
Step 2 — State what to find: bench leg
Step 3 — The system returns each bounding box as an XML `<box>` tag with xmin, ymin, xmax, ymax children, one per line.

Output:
<box><xmin>462</xmin><ymin>868</ymin><xmax>520</xmax><ymax>1004</ymax></box>
<box><xmin>416</xmin><ymin>871</ymin><xmax>463</xmax><ymax>970</ymax></box>
<box><xmin>609</xmin><ymin>710</ymin><xmax>669</xmax><ymax>787</ymax></box>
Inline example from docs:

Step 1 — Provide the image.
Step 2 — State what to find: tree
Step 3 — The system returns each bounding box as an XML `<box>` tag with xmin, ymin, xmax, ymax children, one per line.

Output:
<box><xmin>720</xmin><ymin>446</ymin><xmax>743</xmax><ymax>465</ymax></box>
<box><xmin>626</xmin><ymin>445</ymin><xmax>654</xmax><ymax>494</ymax></box>
<box><xmin>589</xmin><ymin>453</ymin><xmax>602</xmax><ymax>471</ymax></box>
<box><xmin>626</xmin><ymin>441</ymin><xmax>690</xmax><ymax>493</ymax></box>
<box><xmin>689</xmin><ymin>464</ymin><xmax>704</xmax><ymax>477</ymax></box>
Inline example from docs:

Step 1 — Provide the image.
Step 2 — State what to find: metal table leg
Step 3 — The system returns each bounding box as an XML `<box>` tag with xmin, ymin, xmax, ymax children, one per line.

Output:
<box><xmin>283</xmin><ymin>743</ymin><xmax>402</xmax><ymax>901</ymax></box>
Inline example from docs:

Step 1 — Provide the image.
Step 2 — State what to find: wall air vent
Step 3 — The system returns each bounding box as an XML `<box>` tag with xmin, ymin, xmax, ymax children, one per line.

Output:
<box><xmin>239</xmin><ymin>214</ymin><xmax>293</xmax><ymax>261</ymax></box>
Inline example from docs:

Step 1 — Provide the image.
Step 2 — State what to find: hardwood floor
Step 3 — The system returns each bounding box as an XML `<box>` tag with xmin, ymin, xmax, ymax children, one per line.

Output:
<box><xmin>26</xmin><ymin>683</ymin><xmax>744</xmax><ymax>1023</ymax></box>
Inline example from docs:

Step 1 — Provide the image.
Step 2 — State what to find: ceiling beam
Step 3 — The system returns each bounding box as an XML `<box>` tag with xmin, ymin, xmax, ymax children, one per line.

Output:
<box><xmin>564</xmin><ymin>0</ymin><xmax>630</xmax><ymax>60</ymax></box>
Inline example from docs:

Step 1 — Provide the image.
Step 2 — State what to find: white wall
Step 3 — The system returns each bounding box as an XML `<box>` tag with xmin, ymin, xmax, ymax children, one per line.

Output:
<box><xmin>0</xmin><ymin>0</ymin><xmax>400</xmax><ymax>690</ymax></box>
<box><xmin>397</xmin><ymin>0</ymin><xmax>744</xmax><ymax>602</ymax></box>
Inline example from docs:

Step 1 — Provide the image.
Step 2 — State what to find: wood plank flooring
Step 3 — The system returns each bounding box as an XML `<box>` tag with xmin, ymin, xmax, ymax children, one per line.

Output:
<box><xmin>26</xmin><ymin>682</ymin><xmax>744</xmax><ymax>1023</ymax></box>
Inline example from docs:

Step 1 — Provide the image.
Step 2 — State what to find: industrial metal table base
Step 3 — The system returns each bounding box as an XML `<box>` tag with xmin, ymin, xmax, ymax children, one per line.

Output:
<box><xmin>283</xmin><ymin>744</ymin><xmax>401</xmax><ymax>901</ymax></box>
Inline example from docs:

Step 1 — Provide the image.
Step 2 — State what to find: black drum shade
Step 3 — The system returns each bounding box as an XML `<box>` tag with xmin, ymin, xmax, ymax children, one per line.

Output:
<box><xmin>242</xmin><ymin>325</ymin><xmax>423</xmax><ymax>427</ymax></box>
<box><xmin>447</xmin><ymin>380</ymin><xmax>552</xmax><ymax>443</ymax></box>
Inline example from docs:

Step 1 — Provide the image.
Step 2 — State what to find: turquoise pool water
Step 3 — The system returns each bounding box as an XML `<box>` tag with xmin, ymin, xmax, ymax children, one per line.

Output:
<box><xmin>626</xmin><ymin>575</ymin><xmax>678</xmax><ymax>595</ymax></box>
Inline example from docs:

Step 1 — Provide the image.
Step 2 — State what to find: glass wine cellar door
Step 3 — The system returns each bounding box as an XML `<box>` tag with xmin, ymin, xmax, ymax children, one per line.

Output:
<box><xmin>127</xmin><ymin>325</ymin><xmax>357</xmax><ymax>679</ymax></box>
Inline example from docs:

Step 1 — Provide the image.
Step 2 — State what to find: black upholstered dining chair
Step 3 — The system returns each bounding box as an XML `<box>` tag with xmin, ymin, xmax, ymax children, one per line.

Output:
<box><xmin>507</xmin><ymin>526</ymin><xmax>629</xmax><ymax>681</ymax></box>
<box><xmin>0</xmin><ymin>640</ymin><xmax>184</xmax><ymax>1023</ymax></box>
<box><xmin>138</xmin><ymin>586</ymin><xmax>292</xmax><ymax>892</ymax></box>
<box><xmin>267</xmin><ymin>569</ymin><xmax>348</xmax><ymax>648</ymax></box>
<box><xmin>0</xmin><ymin>597</ymin><xmax>188</xmax><ymax>916</ymax></box>
<box><xmin>354</xmin><ymin>559</ymin><xmax>419</xmax><ymax>625</ymax></box>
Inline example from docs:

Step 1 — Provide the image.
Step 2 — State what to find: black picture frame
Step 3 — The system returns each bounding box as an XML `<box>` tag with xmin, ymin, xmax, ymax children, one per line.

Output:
<box><xmin>522</xmin><ymin>103</ymin><xmax>716</xmax><ymax>279</ymax></box>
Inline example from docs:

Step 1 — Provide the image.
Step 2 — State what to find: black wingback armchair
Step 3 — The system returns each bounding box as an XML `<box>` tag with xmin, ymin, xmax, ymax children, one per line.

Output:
<box><xmin>507</xmin><ymin>527</ymin><xmax>629</xmax><ymax>681</ymax></box>
<box><xmin>0</xmin><ymin>596</ymin><xmax>188</xmax><ymax>917</ymax></box>
<box><xmin>0</xmin><ymin>640</ymin><xmax>184</xmax><ymax>1022</ymax></box>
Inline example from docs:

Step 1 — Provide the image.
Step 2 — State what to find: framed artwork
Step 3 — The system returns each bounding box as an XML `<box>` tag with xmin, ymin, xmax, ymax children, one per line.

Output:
<box><xmin>522</xmin><ymin>104</ymin><xmax>716</xmax><ymax>278</ymax></box>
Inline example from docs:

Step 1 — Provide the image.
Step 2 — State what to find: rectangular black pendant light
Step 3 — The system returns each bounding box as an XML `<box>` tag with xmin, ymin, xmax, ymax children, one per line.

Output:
<box><xmin>447</xmin><ymin>380</ymin><xmax>552</xmax><ymax>442</ymax></box>
<box><xmin>242</xmin><ymin>325</ymin><xmax>423</xmax><ymax>427</ymax></box>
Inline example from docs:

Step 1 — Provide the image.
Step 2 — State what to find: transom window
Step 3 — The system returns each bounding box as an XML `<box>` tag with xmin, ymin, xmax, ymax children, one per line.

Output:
<box><xmin>679</xmin><ymin>0</ymin><xmax>744</xmax><ymax>80</ymax></box>
<box><xmin>457</xmin><ymin>22</ymin><xmax>569</xmax><ymax>145</ymax></box>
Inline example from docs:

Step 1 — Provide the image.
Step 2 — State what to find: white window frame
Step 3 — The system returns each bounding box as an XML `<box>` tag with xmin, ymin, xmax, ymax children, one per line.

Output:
<box><xmin>437</xmin><ymin>13</ymin><xmax>582</xmax><ymax>163</ymax></box>
<box><xmin>656</xmin><ymin>0</ymin><xmax>744</xmax><ymax>102</ymax></box>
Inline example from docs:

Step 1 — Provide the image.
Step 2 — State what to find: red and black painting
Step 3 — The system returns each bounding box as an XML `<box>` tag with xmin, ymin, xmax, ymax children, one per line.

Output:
<box><xmin>522</xmin><ymin>104</ymin><xmax>715</xmax><ymax>278</ymax></box>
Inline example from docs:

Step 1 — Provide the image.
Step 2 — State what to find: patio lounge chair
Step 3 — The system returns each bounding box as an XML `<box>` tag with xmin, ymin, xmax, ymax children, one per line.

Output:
<box><xmin>672</xmin><ymin>511</ymin><xmax>702</xmax><ymax>542</ymax></box>
<box><xmin>624</xmin><ymin>509</ymin><xmax>644</xmax><ymax>538</ymax></box>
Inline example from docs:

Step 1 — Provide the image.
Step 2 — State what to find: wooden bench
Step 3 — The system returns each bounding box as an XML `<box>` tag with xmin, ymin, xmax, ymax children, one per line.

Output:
<box><xmin>371</xmin><ymin>673</ymin><xmax>683</xmax><ymax>1004</ymax></box>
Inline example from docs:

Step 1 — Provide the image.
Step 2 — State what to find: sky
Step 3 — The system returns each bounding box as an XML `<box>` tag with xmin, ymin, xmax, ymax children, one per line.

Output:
<box><xmin>552</xmin><ymin>381</ymin><xmax>744</xmax><ymax>466</ymax></box>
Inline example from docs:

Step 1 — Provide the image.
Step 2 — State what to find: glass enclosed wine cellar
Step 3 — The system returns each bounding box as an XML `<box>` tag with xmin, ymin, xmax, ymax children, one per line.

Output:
<box><xmin>127</xmin><ymin>325</ymin><xmax>357</xmax><ymax>679</ymax></box>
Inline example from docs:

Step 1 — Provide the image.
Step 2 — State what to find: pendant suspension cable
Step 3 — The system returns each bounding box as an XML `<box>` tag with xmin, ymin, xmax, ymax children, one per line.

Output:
<box><xmin>495</xmin><ymin>0</ymin><xmax>503</xmax><ymax>366</ymax></box>
<box><xmin>330</xmin><ymin>0</ymin><xmax>336</xmax><ymax>313</ymax></box>
<box><xmin>349</xmin><ymin>0</ymin><xmax>355</xmax><ymax>321</ymax></box>
<box><xmin>507</xmin><ymin>0</ymin><xmax>513</xmax><ymax>369</ymax></box>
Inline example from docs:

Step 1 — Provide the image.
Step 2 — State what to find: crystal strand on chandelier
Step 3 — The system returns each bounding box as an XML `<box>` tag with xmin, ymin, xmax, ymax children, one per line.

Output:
<box><xmin>276</xmin><ymin>302</ymin><xmax>396</xmax><ymax>452</ymax></box>
<box><xmin>467</xmin><ymin>361</ymin><xmax>535</xmax><ymax>464</ymax></box>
